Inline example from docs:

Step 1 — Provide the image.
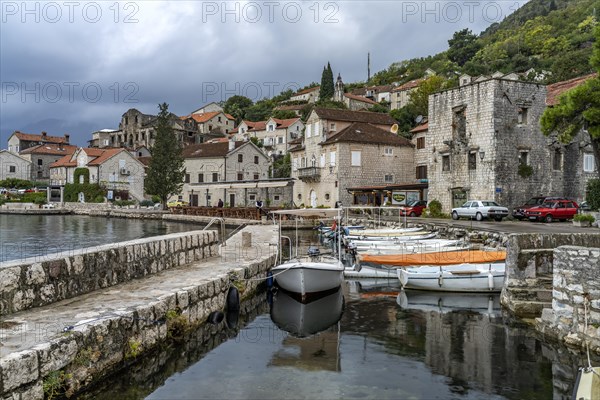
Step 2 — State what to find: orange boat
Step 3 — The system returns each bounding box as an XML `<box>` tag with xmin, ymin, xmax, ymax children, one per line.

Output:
<box><xmin>358</xmin><ymin>250</ymin><xmax>506</xmax><ymax>266</ymax></box>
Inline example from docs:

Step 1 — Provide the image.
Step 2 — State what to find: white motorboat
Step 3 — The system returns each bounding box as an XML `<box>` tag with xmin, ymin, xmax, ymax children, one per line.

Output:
<box><xmin>270</xmin><ymin>209</ymin><xmax>345</xmax><ymax>300</ymax></box>
<box><xmin>345</xmin><ymin>264</ymin><xmax>399</xmax><ymax>278</ymax></box>
<box><xmin>353</xmin><ymin>239</ymin><xmax>471</xmax><ymax>254</ymax></box>
<box><xmin>344</xmin><ymin>232</ymin><xmax>437</xmax><ymax>242</ymax></box>
<box><xmin>397</xmin><ymin>263</ymin><xmax>506</xmax><ymax>292</ymax></box>
<box><xmin>396</xmin><ymin>289</ymin><xmax>501</xmax><ymax>316</ymax></box>
<box><xmin>346</xmin><ymin>226</ymin><xmax>424</xmax><ymax>236</ymax></box>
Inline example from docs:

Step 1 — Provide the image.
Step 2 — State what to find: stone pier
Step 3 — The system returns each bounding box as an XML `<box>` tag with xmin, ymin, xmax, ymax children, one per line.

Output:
<box><xmin>0</xmin><ymin>225</ymin><xmax>278</xmax><ymax>399</ymax></box>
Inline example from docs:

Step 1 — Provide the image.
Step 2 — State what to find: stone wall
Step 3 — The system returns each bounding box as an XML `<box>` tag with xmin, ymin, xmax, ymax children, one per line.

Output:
<box><xmin>0</xmin><ymin>230</ymin><xmax>219</xmax><ymax>316</ymax></box>
<box><xmin>537</xmin><ymin>246</ymin><xmax>600</xmax><ymax>353</ymax></box>
<box><xmin>501</xmin><ymin>233</ymin><xmax>600</xmax><ymax>318</ymax></box>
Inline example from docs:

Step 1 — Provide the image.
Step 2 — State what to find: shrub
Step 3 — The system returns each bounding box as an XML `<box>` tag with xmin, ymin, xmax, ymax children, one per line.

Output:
<box><xmin>518</xmin><ymin>163</ymin><xmax>533</xmax><ymax>178</ymax></box>
<box><xmin>423</xmin><ymin>199</ymin><xmax>446</xmax><ymax>218</ymax></box>
<box><xmin>586</xmin><ymin>179</ymin><xmax>600</xmax><ymax>211</ymax></box>
<box><xmin>115</xmin><ymin>200</ymin><xmax>135</xmax><ymax>207</ymax></box>
<box><xmin>140</xmin><ymin>199</ymin><xmax>154</xmax><ymax>207</ymax></box>
<box><xmin>573</xmin><ymin>213</ymin><xmax>595</xmax><ymax>223</ymax></box>
<box><xmin>151</xmin><ymin>195</ymin><xmax>161</xmax><ymax>203</ymax></box>
<box><xmin>22</xmin><ymin>192</ymin><xmax>46</xmax><ymax>204</ymax></box>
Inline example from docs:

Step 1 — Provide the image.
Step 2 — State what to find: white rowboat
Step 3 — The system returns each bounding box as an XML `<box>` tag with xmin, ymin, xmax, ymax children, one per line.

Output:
<box><xmin>397</xmin><ymin>263</ymin><xmax>506</xmax><ymax>292</ymax></box>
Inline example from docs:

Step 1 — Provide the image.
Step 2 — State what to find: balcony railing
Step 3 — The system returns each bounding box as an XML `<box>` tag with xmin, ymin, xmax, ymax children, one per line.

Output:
<box><xmin>297</xmin><ymin>166</ymin><xmax>321</xmax><ymax>181</ymax></box>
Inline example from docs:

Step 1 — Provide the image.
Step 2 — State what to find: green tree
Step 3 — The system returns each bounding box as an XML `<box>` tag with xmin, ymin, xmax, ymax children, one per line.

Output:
<box><xmin>145</xmin><ymin>103</ymin><xmax>186</xmax><ymax>208</ymax></box>
<box><xmin>272</xmin><ymin>109</ymin><xmax>298</xmax><ymax>119</ymax></box>
<box><xmin>271</xmin><ymin>153</ymin><xmax>291</xmax><ymax>178</ymax></box>
<box><xmin>390</xmin><ymin>105</ymin><xmax>419</xmax><ymax>138</ymax></box>
<box><xmin>245</xmin><ymin>98</ymin><xmax>275</xmax><ymax>121</ymax></box>
<box><xmin>540</xmin><ymin>26</ymin><xmax>600</xmax><ymax>177</ymax></box>
<box><xmin>223</xmin><ymin>95</ymin><xmax>253</xmax><ymax>124</ymax></box>
<box><xmin>319</xmin><ymin>62</ymin><xmax>334</xmax><ymax>100</ymax></box>
<box><xmin>408</xmin><ymin>75</ymin><xmax>449</xmax><ymax>117</ymax></box>
<box><xmin>447</xmin><ymin>28</ymin><xmax>481</xmax><ymax>66</ymax></box>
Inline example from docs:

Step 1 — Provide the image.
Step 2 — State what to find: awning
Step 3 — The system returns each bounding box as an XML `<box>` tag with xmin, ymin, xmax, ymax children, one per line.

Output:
<box><xmin>187</xmin><ymin>180</ymin><xmax>293</xmax><ymax>190</ymax></box>
<box><xmin>270</xmin><ymin>208</ymin><xmax>342</xmax><ymax>217</ymax></box>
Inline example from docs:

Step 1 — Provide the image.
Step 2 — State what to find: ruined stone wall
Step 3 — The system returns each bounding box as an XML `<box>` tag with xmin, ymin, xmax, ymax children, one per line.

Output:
<box><xmin>0</xmin><ymin>230</ymin><xmax>219</xmax><ymax>316</ymax></box>
<box><xmin>537</xmin><ymin>246</ymin><xmax>600</xmax><ymax>354</ymax></box>
<box><xmin>501</xmin><ymin>233</ymin><xmax>600</xmax><ymax>318</ymax></box>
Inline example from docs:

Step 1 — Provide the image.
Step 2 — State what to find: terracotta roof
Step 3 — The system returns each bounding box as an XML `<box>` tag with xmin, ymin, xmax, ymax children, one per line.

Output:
<box><xmin>321</xmin><ymin>122</ymin><xmax>413</xmax><ymax>147</ymax></box>
<box><xmin>275</xmin><ymin>104</ymin><xmax>305</xmax><ymax>111</ymax></box>
<box><xmin>546</xmin><ymin>73</ymin><xmax>598</xmax><ymax>106</ymax></box>
<box><xmin>288</xmin><ymin>144</ymin><xmax>305</xmax><ymax>152</ymax></box>
<box><xmin>88</xmin><ymin>148</ymin><xmax>126</xmax><ymax>166</ymax></box>
<box><xmin>82</xmin><ymin>148</ymin><xmax>106</xmax><ymax>157</ymax></box>
<box><xmin>19</xmin><ymin>144</ymin><xmax>77</xmax><ymax>156</ymax></box>
<box><xmin>137</xmin><ymin>156</ymin><xmax>152</xmax><ymax>166</ymax></box>
<box><xmin>392</xmin><ymin>79</ymin><xmax>423</xmax><ymax>92</ymax></box>
<box><xmin>293</xmin><ymin>86</ymin><xmax>320</xmax><ymax>96</ymax></box>
<box><xmin>313</xmin><ymin>108</ymin><xmax>397</xmax><ymax>125</ymax></box>
<box><xmin>272</xmin><ymin>117</ymin><xmax>301</xmax><ymax>129</ymax></box>
<box><xmin>344</xmin><ymin>93</ymin><xmax>378</xmax><ymax>105</ymax></box>
<box><xmin>183</xmin><ymin>112</ymin><xmax>234</xmax><ymax>124</ymax></box>
<box><xmin>246</xmin><ymin>121</ymin><xmax>267</xmax><ymax>131</ymax></box>
<box><xmin>245</xmin><ymin>118</ymin><xmax>301</xmax><ymax>132</ymax></box>
<box><xmin>182</xmin><ymin>141</ymin><xmax>245</xmax><ymax>158</ymax></box>
<box><xmin>12</xmin><ymin>131</ymin><xmax>69</xmax><ymax>144</ymax></box>
<box><xmin>50</xmin><ymin>154</ymin><xmax>76</xmax><ymax>168</ymax></box>
<box><xmin>410</xmin><ymin>121</ymin><xmax>428</xmax><ymax>133</ymax></box>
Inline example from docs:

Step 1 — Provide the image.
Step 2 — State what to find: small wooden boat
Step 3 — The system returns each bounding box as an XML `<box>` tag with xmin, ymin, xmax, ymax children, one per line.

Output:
<box><xmin>572</xmin><ymin>366</ymin><xmax>600</xmax><ymax>400</ymax></box>
<box><xmin>359</xmin><ymin>249</ymin><xmax>506</xmax><ymax>266</ymax></box>
<box><xmin>345</xmin><ymin>264</ymin><xmax>399</xmax><ymax>278</ymax></box>
<box><xmin>345</xmin><ymin>232</ymin><xmax>437</xmax><ymax>242</ymax></box>
<box><xmin>397</xmin><ymin>263</ymin><xmax>506</xmax><ymax>292</ymax></box>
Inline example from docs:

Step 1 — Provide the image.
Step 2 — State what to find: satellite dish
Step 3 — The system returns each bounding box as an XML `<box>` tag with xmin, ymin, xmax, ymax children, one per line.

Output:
<box><xmin>267</xmin><ymin>151</ymin><xmax>273</xmax><ymax>157</ymax></box>
<box><xmin>415</xmin><ymin>115</ymin><xmax>424</xmax><ymax>124</ymax></box>
<box><xmin>390</xmin><ymin>124</ymin><xmax>399</xmax><ymax>134</ymax></box>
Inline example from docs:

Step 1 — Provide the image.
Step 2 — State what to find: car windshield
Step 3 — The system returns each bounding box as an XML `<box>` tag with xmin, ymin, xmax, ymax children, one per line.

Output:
<box><xmin>481</xmin><ymin>201</ymin><xmax>500</xmax><ymax>207</ymax></box>
<box><xmin>525</xmin><ymin>198</ymin><xmax>543</xmax><ymax>205</ymax></box>
<box><xmin>406</xmin><ymin>200</ymin><xmax>419</xmax><ymax>206</ymax></box>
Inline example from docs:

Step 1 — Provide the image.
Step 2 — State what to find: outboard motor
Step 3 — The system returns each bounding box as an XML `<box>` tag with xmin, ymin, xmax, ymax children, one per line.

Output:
<box><xmin>307</xmin><ymin>246</ymin><xmax>320</xmax><ymax>258</ymax></box>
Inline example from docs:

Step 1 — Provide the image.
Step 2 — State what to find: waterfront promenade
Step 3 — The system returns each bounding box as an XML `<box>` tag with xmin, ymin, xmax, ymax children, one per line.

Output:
<box><xmin>0</xmin><ymin>225</ymin><xmax>278</xmax><ymax>399</ymax></box>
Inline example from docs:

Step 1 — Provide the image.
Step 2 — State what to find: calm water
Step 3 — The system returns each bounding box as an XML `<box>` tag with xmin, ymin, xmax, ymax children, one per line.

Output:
<box><xmin>85</xmin><ymin>280</ymin><xmax>596</xmax><ymax>400</ymax></box>
<box><xmin>0</xmin><ymin>214</ymin><xmax>201</xmax><ymax>263</ymax></box>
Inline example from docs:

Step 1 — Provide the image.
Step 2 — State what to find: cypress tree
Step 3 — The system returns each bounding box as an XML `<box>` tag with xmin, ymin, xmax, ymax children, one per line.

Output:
<box><xmin>145</xmin><ymin>103</ymin><xmax>186</xmax><ymax>209</ymax></box>
<box><xmin>319</xmin><ymin>62</ymin><xmax>335</xmax><ymax>100</ymax></box>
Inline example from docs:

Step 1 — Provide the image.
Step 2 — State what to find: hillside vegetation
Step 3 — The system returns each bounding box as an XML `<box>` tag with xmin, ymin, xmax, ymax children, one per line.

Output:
<box><xmin>369</xmin><ymin>0</ymin><xmax>598</xmax><ymax>86</ymax></box>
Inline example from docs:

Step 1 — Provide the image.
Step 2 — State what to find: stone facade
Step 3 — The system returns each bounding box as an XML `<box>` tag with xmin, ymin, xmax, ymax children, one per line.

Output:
<box><xmin>233</xmin><ymin>118</ymin><xmax>304</xmax><ymax>156</ymax></box>
<box><xmin>7</xmin><ymin>131</ymin><xmax>70</xmax><ymax>154</ymax></box>
<box><xmin>427</xmin><ymin>78</ymin><xmax>559</xmax><ymax>211</ymax></box>
<box><xmin>0</xmin><ymin>150</ymin><xmax>31</xmax><ymax>181</ymax></box>
<box><xmin>390</xmin><ymin>79</ymin><xmax>422</xmax><ymax>110</ymax></box>
<box><xmin>18</xmin><ymin>144</ymin><xmax>77</xmax><ymax>182</ymax></box>
<box><xmin>537</xmin><ymin>245</ymin><xmax>600</xmax><ymax>354</ymax></box>
<box><xmin>180</xmin><ymin>141</ymin><xmax>293</xmax><ymax>207</ymax></box>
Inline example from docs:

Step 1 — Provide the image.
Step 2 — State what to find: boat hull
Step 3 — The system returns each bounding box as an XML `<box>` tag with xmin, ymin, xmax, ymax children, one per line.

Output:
<box><xmin>397</xmin><ymin>263</ymin><xmax>506</xmax><ymax>292</ymax></box>
<box><xmin>360</xmin><ymin>249</ymin><xmax>506</xmax><ymax>266</ymax></box>
<box><xmin>272</xmin><ymin>258</ymin><xmax>344</xmax><ymax>297</ymax></box>
<box><xmin>573</xmin><ymin>367</ymin><xmax>600</xmax><ymax>400</ymax></box>
<box><xmin>344</xmin><ymin>264</ymin><xmax>399</xmax><ymax>278</ymax></box>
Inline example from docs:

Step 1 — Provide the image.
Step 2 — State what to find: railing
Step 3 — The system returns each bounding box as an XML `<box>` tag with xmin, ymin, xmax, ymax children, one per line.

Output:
<box><xmin>170</xmin><ymin>206</ymin><xmax>266</xmax><ymax>220</ymax></box>
<box><xmin>203</xmin><ymin>217</ymin><xmax>226</xmax><ymax>246</ymax></box>
<box><xmin>297</xmin><ymin>166</ymin><xmax>321</xmax><ymax>180</ymax></box>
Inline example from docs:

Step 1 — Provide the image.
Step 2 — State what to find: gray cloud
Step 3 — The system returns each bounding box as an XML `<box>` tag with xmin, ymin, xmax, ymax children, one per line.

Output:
<box><xmin>0</xmin><ymin>0</ymin><xmax>526</xmax><ymax>146</ymax></box>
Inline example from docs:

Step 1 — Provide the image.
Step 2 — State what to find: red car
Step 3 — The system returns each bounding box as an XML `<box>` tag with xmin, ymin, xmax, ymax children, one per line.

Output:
<box><xmin>524</xmin><ymin>199</ymin><xmax>579</xmax><ymax>222</ymax></box>
<box><xmin>399</xmin><ymin>200</ymin><xmax>428</xmax><ymax>217</ymax></box>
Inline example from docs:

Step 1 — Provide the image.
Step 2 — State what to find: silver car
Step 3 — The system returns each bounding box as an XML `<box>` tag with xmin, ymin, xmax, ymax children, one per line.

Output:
<box><xmin>451</xmin><ymin>200</ymin><xmax>509</xmax><ymax>221</ymax></box>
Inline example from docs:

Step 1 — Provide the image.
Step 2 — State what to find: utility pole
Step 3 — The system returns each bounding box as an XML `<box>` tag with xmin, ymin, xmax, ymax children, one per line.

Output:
<box><xmin>367</xmin><ymin>52</ymin><xmax>371</xmax><ymax>82</ymax></box>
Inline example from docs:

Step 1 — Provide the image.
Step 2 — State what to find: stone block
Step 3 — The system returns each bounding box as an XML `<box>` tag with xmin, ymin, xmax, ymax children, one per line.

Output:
<box><xmin>24</xmin><ymin>264</ymin><xmax>46</xmax><ymax>286</ymax></box>
<box><xmin>176</xmin><ymin>291</ymin><xmax>189</xmax><ymax>309</ymax></box>
<box><xmin>0</xmin><ymin>267</ymin><xmax>21</xmax><ymax>293</ymax></box>
<box><xmin>0</xmin><ymin>350</ymin><xmax>39</xmax><ymax>391</ymax></box>
<box><xmin>34</xmin><ymin>337</ymin><xmax>79</xmax><ymax>376</ymax></box>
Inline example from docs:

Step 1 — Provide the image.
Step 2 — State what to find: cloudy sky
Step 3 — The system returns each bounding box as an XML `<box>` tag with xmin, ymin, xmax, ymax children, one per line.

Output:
<box><xmin>0</xmin><ymin>1</ymin><xmax>526</xmax><ymax>146</ymax></box>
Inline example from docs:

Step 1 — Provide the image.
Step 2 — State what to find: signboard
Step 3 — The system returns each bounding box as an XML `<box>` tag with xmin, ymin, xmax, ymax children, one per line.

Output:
<box><xmin>107</xmin><ymin>190</ymin><xmax>114</xmax><ymax>200</ymax></box>
<box><xmin>495</xmin><ymin>187</ymin><xmax>502</xmax><ymax>193</ymax></box>
<box><xmin>391</xmin><ymin>191</ymin><xmax>420</xmax><ymax>205</ymax></box>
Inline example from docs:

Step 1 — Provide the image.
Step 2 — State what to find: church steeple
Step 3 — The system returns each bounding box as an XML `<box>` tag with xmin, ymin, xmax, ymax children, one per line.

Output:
<box><xmin>334</xmin><ymin>73</ymin><xmax>344</xmax><ymax>102</ymax></box>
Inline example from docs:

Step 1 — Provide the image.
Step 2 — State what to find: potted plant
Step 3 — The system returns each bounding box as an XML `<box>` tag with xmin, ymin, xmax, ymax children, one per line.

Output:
<box><xmin>573</xmin><ymin>213</ymin><xmax>595</xmax><ymax>227</ymax></box>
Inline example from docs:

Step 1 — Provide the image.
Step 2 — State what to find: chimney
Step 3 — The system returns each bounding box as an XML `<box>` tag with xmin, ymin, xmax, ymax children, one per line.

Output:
<box><xmin>41</xmin><ymin>131</ymin><xmax>47</xmax><ymax>137</ymax></box>
<box><xmin>228</xmin><ymin>139</ymin><xmax>235</xmax><ymax>151</ymax></box>
<box><xmin>65</xmin><ymin>134</ymin><xmax>70</xmax><ymax>143</ymax></box>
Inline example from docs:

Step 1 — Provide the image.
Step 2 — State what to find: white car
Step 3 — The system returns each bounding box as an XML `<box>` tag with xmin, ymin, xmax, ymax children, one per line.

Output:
<box><xmin>451</xmin><ymin>200</ymin><xmax>509</xmax><ymax>221</ymax></box>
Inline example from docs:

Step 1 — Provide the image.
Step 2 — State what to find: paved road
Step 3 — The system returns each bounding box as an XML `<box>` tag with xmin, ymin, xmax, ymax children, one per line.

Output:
<box><xmin>386</xmin><ymin>216</ymin><xmax>600</xmax><ymax>234</ymax></box>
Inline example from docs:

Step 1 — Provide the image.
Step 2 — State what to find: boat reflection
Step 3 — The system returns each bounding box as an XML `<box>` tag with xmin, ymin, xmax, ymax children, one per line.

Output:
<box><xmin>396</xmin><ymin>289</ymin><xmax>501</xmax><ymax>316</ymax></box>
<box><xmin>270</xmin><ymin>287</ymin><xmax>344</xmax><ymax>337</ymax></box>
<box><xmin>269</xmin><ymin>288</ymin><xmax>344</xmax><ymax>372</ymax></box>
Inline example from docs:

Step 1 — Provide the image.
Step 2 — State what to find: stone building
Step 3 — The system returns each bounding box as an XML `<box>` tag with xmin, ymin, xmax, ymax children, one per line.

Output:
<box><xmin>390</xmin><ymin>79</ymin><xmax>422</xmax><ymax>110</ymax></box>
<box><xmin>333</xmin><ymin>74</ymin><xmax>379</xmax><ymax>111</ymax></box>
<box><xmin>290</xmin><ymin>109</ymin><xmax>412</xmax><ymax>207</ymax></box>
<box><xmin>351</xmin><ymin>84</ymin><xmax>393</xmax><ymax>103</ymax></box>
<box><xmin>50</xmin><ymin>148</ymin><xmax>146</xmax><ymax>201</ymax></box>
<box><xmin>0</xmin><ymin>150</ymin><xmax>31</xmax><ymax>181</ymax></box>
<box><xmin>88</xmin><ymin>129</ymin><xmax>118</xmax><ymax>148</ymax></box>
<box><xmin>232</xmin><ymin>117</ymin><xmax>304</xmax><ymax>156</ymax></box>
<box><xmin>426</xmin><ymin>75</ymin><xmax>576</xmax><ymax>212</ymax></box>
<box><xmin>288</xmin><ymin>86</ymin><xmax>320</xmax><ymax>103</ymax></box>
<box><xmin>410</xmin><ymin>120</ymin><xmax>429</xmax><ymax>191</ymax></box>
<box><xmin>180</xmin><ymin>140</ymin><xmax>292</xmax><ymax>207</ymax></box>
<box><xmin>7</xmin><ymin>131</ymin><xmax>70</xmax><ymax>154</ymax></box>
<box><xmin>19</xmin><ymin>143</ymin><xmax>77</xmax><ymax>181</ymax></box>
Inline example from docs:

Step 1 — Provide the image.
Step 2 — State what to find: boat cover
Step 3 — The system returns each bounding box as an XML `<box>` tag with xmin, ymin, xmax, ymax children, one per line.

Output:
<box><xmin>359</xmin><ymin>250</ymin><xmax>506</xmax><ymax>266</ymax></box>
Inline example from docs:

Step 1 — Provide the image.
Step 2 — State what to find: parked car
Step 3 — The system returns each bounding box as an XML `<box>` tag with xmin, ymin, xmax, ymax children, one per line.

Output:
<box><xmin>512</xmin><ymin>196</ymin><xmax>566</xmax><ymax>220</ymax></box>
<box><xmin>167</xmin><ymin>200</ymin><xmax>189</xmax><ymax>207</ymax></box>
<box><xmin>399</xmin><ymin>200</ymin><xmax>428</xmax><ymax>217</ymax></box>
<box><xmin>451</xmin><ymin>200</ymin><xmax>509</xmax><ymax>221</ymax></box>
<box><xmin>579</xmin><ymin>201</ymin><xmax>592</xmax><ymax>212</ymax></box>
<box><xmin>524</xmin><ymin>199</ymin><xmax>579</xmax><ymax>222</ymax></box>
